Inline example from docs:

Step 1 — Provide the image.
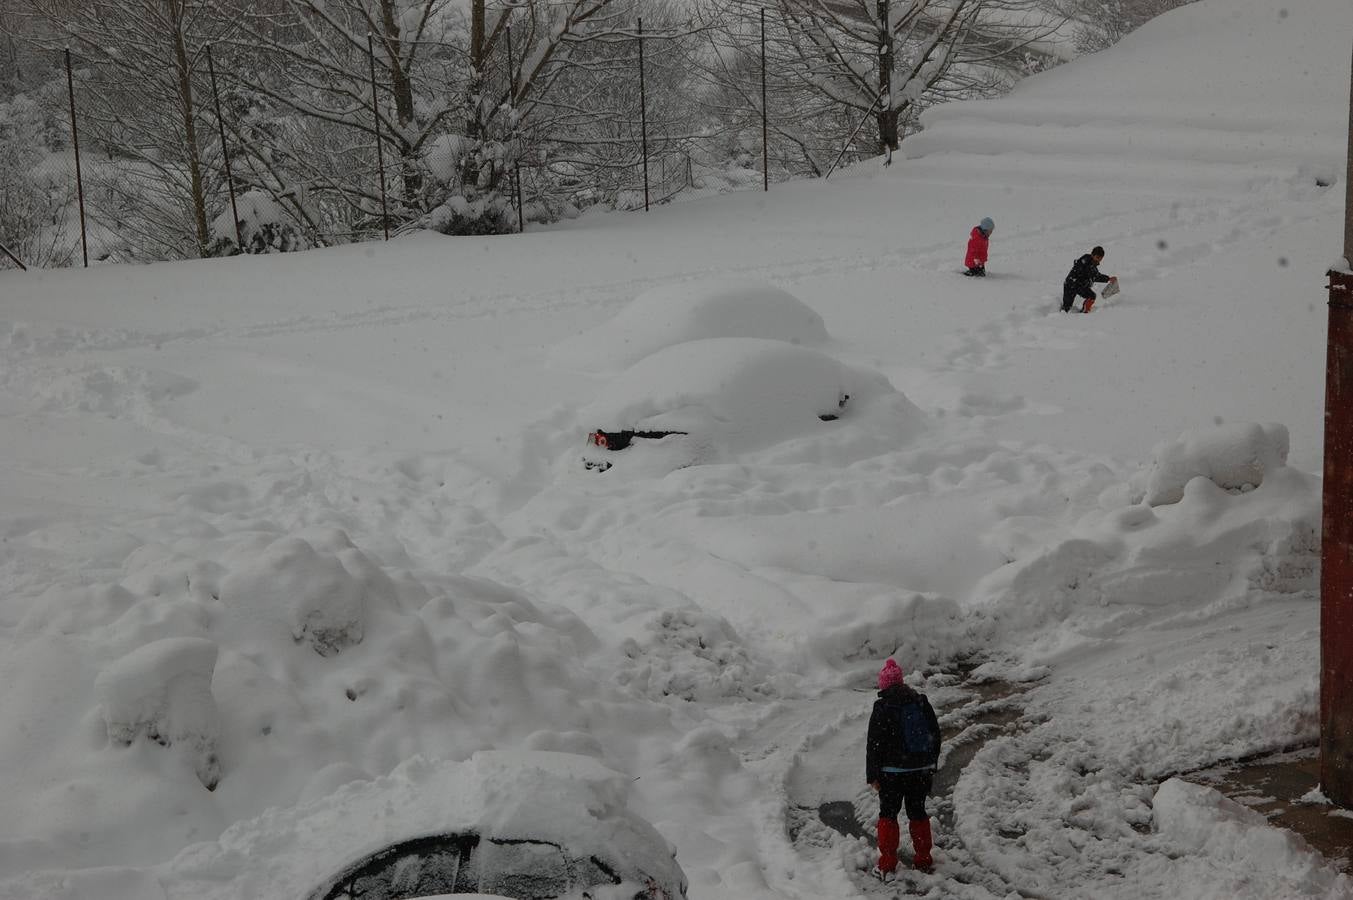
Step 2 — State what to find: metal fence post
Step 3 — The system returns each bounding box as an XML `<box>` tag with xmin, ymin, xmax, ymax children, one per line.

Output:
<box><xmin>207</xmin><ymin>45</ymin><xmax>242</xmax><ymax>251</ymax></box>
<box><xmin>506</xmin><ymin>25</ymin><xmax>524</xmax><ymax>233</ymax></box>
<box><xmin>0</xmin><ymin>241</ymin><xmax>26</xmax><ymax>271</ymax></box>
<box><xmin>63</xmin><ymin>48</ymin><xmax>88</xmax><ymax>267</ymax></box>
<box><xmin>367</xmin><ymin>33</ymin><xmax>390</xmax><ymax>240</ymax></box>
<box><xmin>761</xmin><ymin>8</ymin><xmax>768</xmax><ymax>192</ymax></box>
<box><xmin>638</xmin><ymin>18</ymin><xmax>649</xmax><ymax>211</ymax></box>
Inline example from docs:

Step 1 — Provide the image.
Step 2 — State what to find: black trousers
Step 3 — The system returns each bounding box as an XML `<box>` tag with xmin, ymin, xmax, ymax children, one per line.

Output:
<box><xmin>878</xmin><ymin>770</ymin><xmax>933</xmax><ymax>821</ymax></box>
<box><xmin>1062</xmin><ymin>284</ymin><xmax>1093</xmax><ymax>311</ymax></box>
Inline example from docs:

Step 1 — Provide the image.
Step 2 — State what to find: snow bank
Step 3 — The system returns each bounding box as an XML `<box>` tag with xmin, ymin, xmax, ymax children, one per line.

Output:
<box><xmin>1154</xmin><ymin>778</ymin><xmax>1353</xmax><ymax>899</ymax></box>
<box><xmin>971</xmin><ymin>431</ymin><xmax>1318</xmax><ymax>645</ymax></box>
<box><xmin>1138</xmin><ymin>422</ymin><xmax>1289</xmax><ymax>506</ymax></box>
<box><xmin>94</xmin><ymin>637</ymin><xmax>221</xmax><ymax>789</ymax></box>
<box><xmin>550</xmin><ymin>279</ymin><xmax>830</xmax><ymax>373</ymax></box>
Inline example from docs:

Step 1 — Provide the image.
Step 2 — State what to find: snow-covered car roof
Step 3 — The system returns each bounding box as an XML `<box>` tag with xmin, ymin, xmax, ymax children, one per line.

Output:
<box><xmin>551</xmin><ymin>279</ymin><xmax>830</xmax><ymax>373</ymax></box>
<box><xmin>141</xmin><ymin>751</ymin><xmax>685</xmax><ymax>900</ymax></box>
<box><xmin>579</xmin><ymin>337</ymin><xmax>919</xmax><ymax>474</ymax></box>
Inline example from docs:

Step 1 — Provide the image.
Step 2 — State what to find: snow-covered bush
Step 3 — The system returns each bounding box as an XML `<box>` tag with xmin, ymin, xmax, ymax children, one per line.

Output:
<box><xmin>94</xmin><ymin>637</ymin><xmax>222</xmax><ymax>790</ymax></box>
<box><xmin>0</xmin><ymin>93</ymin><xmax>76</xmax><ymax>268</ymax></box>
<box><xmin>1138</xmin><ymin>422</ymin><xmax>1289</xmax><ymax>506</ymax></box>
<box><xmin>207</xmin><ymin>190</ymin><xmax>306</xmax><ymax>256</ymax></box>
<box><xmin>422</xmin><ymin>131</ymin><xmax>519</xmax><ymax>236</ymax></box>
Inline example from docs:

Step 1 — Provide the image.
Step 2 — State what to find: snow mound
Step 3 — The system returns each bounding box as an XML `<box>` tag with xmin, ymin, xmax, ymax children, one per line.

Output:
<box><xmin>1138</xmin><ymin>422</ymin><xmax>1289</xmax><ymax>506</ymax></box>
<box><xmin>971</xmin><ymin>451</ymin><xmax>1318</xmax><ymax>645</ymax></box>
<box><xmin>217</xmin><ymin>531</ymin><xmax>387</xmax><ymax>657</ymax></box>
<box><xmin>1154</xmin><ymin>779</ymin><xmax>1353</xmax><ymax>899</ymax></box>
<box><xmin>33</xmin><ymin>365</ymin><xmax>198</xmax><ymax>416</ymax></box>
<box><xmin>551</xmin><ymin>279</ymin><xmax>829</xmax><ymax>372</ymax></box>
<box><xmin>94</xmin><ymin>637</ymin><xmax>221</xmax><ymax>789</ymax></box>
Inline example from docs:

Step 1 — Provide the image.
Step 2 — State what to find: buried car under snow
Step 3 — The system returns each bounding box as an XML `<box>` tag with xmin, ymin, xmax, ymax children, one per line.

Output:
<box><xmin>580</xmin><ymin>337</ymin><xmax>917</xmax><ymax>474</ymax></box>
<box><xmin>101</xmin><ymin>751</ymin><xmax>685</xmax><ymax>900</ymax></box>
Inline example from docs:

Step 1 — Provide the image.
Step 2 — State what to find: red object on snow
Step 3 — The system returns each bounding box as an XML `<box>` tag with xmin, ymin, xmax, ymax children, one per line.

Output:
<box><xmin>964</xmin><ymin>226</ymin><xmax>989</xmax><ymax>270</ymax></box>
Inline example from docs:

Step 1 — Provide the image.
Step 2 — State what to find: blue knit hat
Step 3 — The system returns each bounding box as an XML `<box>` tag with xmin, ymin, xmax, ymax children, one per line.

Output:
<box><xmin>980</xmin><ymin>217</ymin><xmax>994</xmax><ymax>233</ymax></box>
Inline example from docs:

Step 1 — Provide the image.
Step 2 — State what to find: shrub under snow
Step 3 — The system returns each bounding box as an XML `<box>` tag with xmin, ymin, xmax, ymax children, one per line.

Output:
<box><xmin>94</xmin><ymin>637</ymin><xmax>221</xmax><ymax>790</ymax></box>
<box><xmin>217</xmin><ymin>534</ymin><xmax>382</xmax><ymax>657</ymax></box>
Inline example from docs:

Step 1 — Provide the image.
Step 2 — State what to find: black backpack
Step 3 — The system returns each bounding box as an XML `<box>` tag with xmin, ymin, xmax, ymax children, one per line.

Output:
<box><xmin>892</xmin><ymin>698</ymin><xmax>940</xmax><ymax>766</ymax></box>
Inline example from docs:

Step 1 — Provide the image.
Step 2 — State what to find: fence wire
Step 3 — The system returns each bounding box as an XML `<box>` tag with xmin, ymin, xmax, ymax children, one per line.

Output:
<box><xmin>0</xmin><ymin>15</ymin><xmax>867</xmax><ymax>269</ymax></box>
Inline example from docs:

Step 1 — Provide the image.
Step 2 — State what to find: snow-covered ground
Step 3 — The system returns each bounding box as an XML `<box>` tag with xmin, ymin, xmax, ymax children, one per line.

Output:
<box><xmin>0</xmin><ymin>0</ymin><xmax>1351</xmax><ymax>897</ymax></box>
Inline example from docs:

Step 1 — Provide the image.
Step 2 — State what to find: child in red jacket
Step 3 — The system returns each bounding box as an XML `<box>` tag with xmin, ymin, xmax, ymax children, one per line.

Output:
<box><xmin>963</xmin><ymin>218</ymin><xmax>994</xmax><ymax>276</ymax></box>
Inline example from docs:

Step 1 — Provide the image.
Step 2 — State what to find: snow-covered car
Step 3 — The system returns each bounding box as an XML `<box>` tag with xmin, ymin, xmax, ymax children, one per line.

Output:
<box><xmin>310</xmin><ymin>830</ymin><xmax>672</xmax><ymax>900</ymax></box>
<box><xmin>579</xmin><ymin>337</ymin><xmax>915</xmax><ymax>474</ymax></box>
<box><xmin>550</xmin><ymin>278</ymin><xmax>830</xmax><ymax>374</ymax></box>
<box><xmin>63</xmin><ymin>751</ymin><xmax>688</xmax><ymax>900</ymax></box>
<box><xmin>299</xmin><ymin>752</ymin><xmax>685</xmax><ymax>900</ymax></box>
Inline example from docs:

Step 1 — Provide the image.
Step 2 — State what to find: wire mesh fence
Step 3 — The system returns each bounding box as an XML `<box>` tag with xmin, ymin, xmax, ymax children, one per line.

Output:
<box><xmin>6</xmin><ymin>0</ymin><xmax>1004</xmax><ymax>270</ymax></box>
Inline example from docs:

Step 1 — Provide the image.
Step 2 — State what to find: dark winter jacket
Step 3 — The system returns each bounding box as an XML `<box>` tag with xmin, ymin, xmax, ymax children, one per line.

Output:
<box><xmin>866</xmin><ymin>685</ymin><xmax>942</xmax><ymax>783</ymax></box>
<box><xmin>964</xmin><ymin>227</ymin><xmax>989</xmax><ymax>269</ymax></box>
<box><xmin>1064</xmin><ymin>254</ymin><xmax>1110</xmax><ymax>295</ymax></box>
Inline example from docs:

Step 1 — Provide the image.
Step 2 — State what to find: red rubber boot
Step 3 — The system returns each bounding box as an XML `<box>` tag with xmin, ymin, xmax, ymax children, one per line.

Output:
<box><xmin>876</xmin><ymin>817</ymin><xmax>900</xmax><ymax>874</ymax></box>
<box><xmin>909</xmin><ymin>818</ymin><xmax>934</xmax><ymax>871</ymax></box>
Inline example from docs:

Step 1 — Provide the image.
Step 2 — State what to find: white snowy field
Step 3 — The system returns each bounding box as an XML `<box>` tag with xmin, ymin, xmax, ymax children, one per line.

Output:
<box><xmin>0</xmin><ymin>0</ymin><xmax>1351</xmax><ymax>898</ymax></box>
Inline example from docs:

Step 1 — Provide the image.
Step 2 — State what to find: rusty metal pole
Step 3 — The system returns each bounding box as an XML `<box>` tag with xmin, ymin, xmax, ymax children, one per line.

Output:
<box><xmin>206</xmin><ymin>45</ymin><xmax>242</xmax><ymax>251</ymax></box>
<box><xmin>64</xmin><ymin>48</ymin><xmax>88</xmax><ymax>268</ymax></box>
<box><xmin>1322</xmin><ymin>39</ymin><xmax>1353</xmax><ymax>807</ymax></box>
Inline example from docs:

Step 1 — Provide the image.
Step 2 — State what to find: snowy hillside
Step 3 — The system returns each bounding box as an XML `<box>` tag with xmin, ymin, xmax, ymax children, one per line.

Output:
<box><xmin>0</xmin><ymin>0</ymin><xmax>1351</xmax><ymax>898</ymax></box>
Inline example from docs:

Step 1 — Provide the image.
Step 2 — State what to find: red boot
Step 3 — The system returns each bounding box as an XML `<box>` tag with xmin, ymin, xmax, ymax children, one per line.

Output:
<box><xmin>876</xmin><ymin>817</ymin><xmax>900</xmax><ymax>874</ymax></box>
<box><xmin>909</xmin><ymin>818</ymin><xmax>933</xmax><ymax>871</ymax></box>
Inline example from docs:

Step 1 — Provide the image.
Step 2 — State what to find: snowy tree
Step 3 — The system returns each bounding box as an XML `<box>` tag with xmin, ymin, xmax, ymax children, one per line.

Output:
<box><xmin>219</xmin><ymin>0</ymin><xmax>462</xmax><ymax>237</ymax></box>
<box><xmin>435</xmin><ymin>0</ymin><xmax>645</xmax><ymax>232</ymax></box>
<box><xmin>16</xmin><ymin>0</ymin><xmax>234</xmax><ymax>259</ymax></box>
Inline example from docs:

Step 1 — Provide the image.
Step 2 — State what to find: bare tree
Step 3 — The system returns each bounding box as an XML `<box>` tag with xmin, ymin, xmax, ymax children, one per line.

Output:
<box><xmin>1050</xmin><ymin>0</ymin><xmax>1199</xmax><ymax>53</ymax></box>
<box><xmin>708</xmin><ymin>0</ymin><xmax>1061</xmax><ymax>168</ymax></box>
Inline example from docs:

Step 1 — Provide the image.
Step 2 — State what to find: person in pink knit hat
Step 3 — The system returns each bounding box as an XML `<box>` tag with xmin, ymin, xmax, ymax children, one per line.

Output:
<box><xmin>865</xmin><ymin>658</ymin><xmax>941</xmax><ymax>880</ymax></box>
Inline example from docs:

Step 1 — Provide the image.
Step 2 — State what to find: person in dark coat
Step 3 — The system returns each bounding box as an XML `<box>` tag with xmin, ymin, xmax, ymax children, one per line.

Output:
<box><xmin>963</xmin><ymin>217</ymin><xmax>994</xmax><ymax>276</ymax></box>
<box><xmin>866</xmin><ymin>658</ymin><xmax>942</xmax><ymax>878</ymax></box>
<box><xmin>1061</xmin><ymin>245</ymin><xmax>1118</xmax><ymax>312</ymax></box>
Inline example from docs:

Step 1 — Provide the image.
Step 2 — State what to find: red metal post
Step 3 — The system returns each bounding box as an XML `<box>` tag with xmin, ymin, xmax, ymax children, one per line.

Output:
<box><xmin>1322</xmin><ymin>40</ymin><xmax>1353</xmax><ymax>807</ymax></box>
